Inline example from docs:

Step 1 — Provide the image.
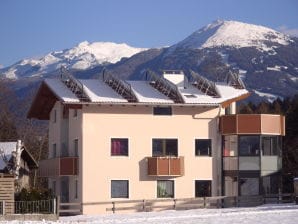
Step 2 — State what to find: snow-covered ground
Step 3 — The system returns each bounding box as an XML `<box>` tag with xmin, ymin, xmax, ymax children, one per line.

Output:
<box><xmin>2</xmin><ymin>203</ymin><xmax>298</xmax><ymax>224</ymax></box>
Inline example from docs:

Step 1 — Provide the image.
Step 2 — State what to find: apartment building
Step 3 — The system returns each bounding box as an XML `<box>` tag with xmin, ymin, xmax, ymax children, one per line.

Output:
<box><xmin>27</xmin><ymin>70</ymin><xmax>285</xmax><ymax>214</ymax></box>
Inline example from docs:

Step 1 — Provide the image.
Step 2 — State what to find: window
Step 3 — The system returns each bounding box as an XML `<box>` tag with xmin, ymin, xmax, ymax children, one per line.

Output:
<box><xmin>153</xmin><ymin>107</ymin><xmax>172</xmax><ymax>115</ymax></box>
<box><xmin>261</xmin><ymin>136</ymin><xmax>281</xmax><ymax>156</ymax></box>
<box><xmin>52</xmin><ymin>143</ymin><xmax>57</xmax><ymax>158</ymax></box>
<box><xmin>239</xmin><ymin>177</ymin><xmax>259</xmax><ymax>196</ymax></box>
<box><xmin>223</xmin><ymin>135</ymin><xmax>238</xmax><ymax>157</ymax></box>
<box><xmin>262</xmin><ymin>175</ymin><xmax>279</xmax><ymax>194</ymax></box>
<box><xmin>157</xmin><ymin>180</ymin><xmax>174</xmax><ymax>198</ymax></box>
<box><xmin>73</xmin><ymin>109</ymin><xmax>78</xmax><ymax>117</ymax></box>
<box><xmin>239</xmin><ymin>136</ymin><xmax>260</xmax><ymax>156</ymax></box>
<box><xmin>53</xmin><ymin>109</ymin><xmax>57</xmax><ymax>123</ymax></box>
<box><xmin>111</xmin><ymin>180</ymin><xmax>129</xmax><ymax>198</ymax></box>
<box><xmin>111</xmin><ymin>138</ymin><xmax>128</xmax><ymax>156</ymax></box>
<box><xmin>152</xmin><ymin>139</ymin><xmax>178</xmax><ymax>157</ymax></box>
<box><xmin>74</xmin><ymin>139</ymin><xmax>78</xmax><ymax>157</ymax></box>
<box><xmin>195</xmin><ymin>139</ymin><xmax>212</xmax><ymax>156</ymax></box>
<box><xmin>74</xmin><ymin>179</ymin><xmax>78</xmax><ymax>199</ymax></box>
<box><xmin>195</xmin><ymin>180</ymin><xmax>211</xmax><ymax>197</ymax></box>
<box><xmin>52</xmin><ymin>180</ymin><xmax>56</xmax><ymax>195</ymax></box>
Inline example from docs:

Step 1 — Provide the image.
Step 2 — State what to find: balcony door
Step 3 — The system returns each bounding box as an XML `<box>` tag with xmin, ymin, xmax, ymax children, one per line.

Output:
<box><xmin>60</xmin><ymin>177</ymin><xmax>69</xmax><ymax>203</ymax></box>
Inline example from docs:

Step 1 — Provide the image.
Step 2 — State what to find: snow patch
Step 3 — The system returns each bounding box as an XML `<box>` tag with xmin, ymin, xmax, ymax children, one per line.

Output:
<box><xmin>253</xmin><ymin>90</ymin><xmax>283</xmax><ymax>103</ymax></box>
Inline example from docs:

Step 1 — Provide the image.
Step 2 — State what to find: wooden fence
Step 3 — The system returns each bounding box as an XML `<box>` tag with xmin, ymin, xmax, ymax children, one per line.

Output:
<box><xmin>57</xmin><ymin>193</ymin><xmax>296</xmax><ymax>215</ymax></box>
<box><xmin>0</xmin><ymin>175</ymin><xmax>15</xmax><ymax>215</ymax></box>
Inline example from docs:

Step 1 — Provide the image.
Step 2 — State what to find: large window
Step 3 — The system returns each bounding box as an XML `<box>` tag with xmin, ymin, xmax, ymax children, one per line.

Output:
<box><xmin>111</xmin><ymin>180</ymin><xmax>129</xmax><ymax>198</ymax></box>
<box><xmin>153</xmin><ymin>107</ymin><xmax>172</xmax><ymax>115</ymax></box>
<box><xmin>239</xmin><ymin>136</ymin><xmax>260</xmax><ymax>156</ymax></box>
<box><xmin>111</xmin><ymin>138</ymin><xmax>128</xmax><ymax>156</ymax></box>
<box><xmin>195</xmin><ymin>139</ymin><xmax>212</xmax><ymax>156</ymax></box>
<box><xmin>223</xmin><ymin>135</ymin><xmax>238</xmax><ymax>157</ymax></box>
<box><xmin>261</xmin><ymin>136</ymin><xmax>281</xmax><ymax>156</ymax></box>
<box><xmin>157</xmin><ymin>180</ymin><xmax>174</xmax><ymax>198</ymax></box>
<box><xmin>195</xmin><ymin>180</ymin><xmax>211</xmax><ymax>197</ymax></box>
<box><xmin>152</xmin><ymin>139</ymin><xmax>178</xmax><ymax>157</ymax></box>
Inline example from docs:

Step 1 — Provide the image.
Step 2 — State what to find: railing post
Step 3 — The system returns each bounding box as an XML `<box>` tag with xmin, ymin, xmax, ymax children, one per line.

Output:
<box><xmin>203</xmin><ymin>197</ymin><xmax>206</xmax><ymax>208</ymax></box>
<box><xmin>173</xmin><ymin>199</ymin><xmax>176</xmax><ymax>210</ymax></box>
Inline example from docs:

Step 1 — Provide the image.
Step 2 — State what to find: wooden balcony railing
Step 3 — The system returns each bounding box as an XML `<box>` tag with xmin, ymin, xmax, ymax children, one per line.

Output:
<box><xmin>220</xmin><ymin>114</ymin><xmax>285</xmax><ymax>135</ymax></box>
<box><xmin>38</xmin><ymin>157</ymin><xmax>78</xmax><ymax>177</ymax></box>
<box><xmin>147</xmin><ymin>156</ymin><xmax>184</xmax><ymax>176</ymax></box>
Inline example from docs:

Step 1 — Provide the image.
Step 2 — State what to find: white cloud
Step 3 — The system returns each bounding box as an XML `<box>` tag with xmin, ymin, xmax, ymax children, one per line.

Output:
<box><xmin>277</xmin><ymin>25</ymin><xmax>298</xmax><ymax>37</ymax></box>
<box><xmin>0</xmin><ymin>64</ymin><xmax>3</xmax><ymax>69</ymax></box>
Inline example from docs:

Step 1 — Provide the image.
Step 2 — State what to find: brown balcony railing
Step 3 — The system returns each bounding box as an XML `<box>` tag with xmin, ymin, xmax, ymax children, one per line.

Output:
<box><xmin>147</xmin><ymin>156</ymin><xmax>184</xmax><ymax>176</ymax></box>
<box><xmin>38</xmin><ymin>157</ymin><xmax>78</xmax><ymax>177</ymax></box>
<box><xmin>220</xmin><ymin>114</ymin><xmax>285</xmax><ymax>135</ymax></box>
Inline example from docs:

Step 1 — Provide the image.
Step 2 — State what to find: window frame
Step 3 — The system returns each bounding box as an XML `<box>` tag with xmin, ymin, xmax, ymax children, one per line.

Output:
<box><xmin>157</xmin><ymin>180</ymin><xmax>174</xmax><ymax>198</ymax></box>
<box><xmin>153</xmin><ymin>107</ymin><xmax>172</xmax><ymax>116</ymax></box>
<box><xmin>195</xmin><ymin>139</ymin><xmax>212</xmax><ymax>156</ymax></box>
<box><xmin>111</xmin><ymin>180</ymin><xmax>129</xmax><ymax>198</ymax></box>
<box><xmin>111</xmin><ymin>138</ymin><xmax>129</xmax><ymax>156</ymax></box>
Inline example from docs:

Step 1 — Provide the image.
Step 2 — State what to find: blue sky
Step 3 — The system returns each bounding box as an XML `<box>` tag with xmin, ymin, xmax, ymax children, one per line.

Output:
<box><xmin>0</xmin><ymin>0</ymin><xmax>297</xmax><ymax>67</ymax></box>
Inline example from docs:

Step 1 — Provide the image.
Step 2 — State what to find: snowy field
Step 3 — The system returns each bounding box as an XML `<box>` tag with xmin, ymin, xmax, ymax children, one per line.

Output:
<box><xmin>1</xmin><ymin>203</ymin><xmax>298</xmax><ymax>224</ymax></box>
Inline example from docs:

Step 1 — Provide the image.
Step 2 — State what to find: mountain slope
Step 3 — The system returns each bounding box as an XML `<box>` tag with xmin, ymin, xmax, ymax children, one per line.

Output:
<box><xmin>0</xmin><ymin>41</ymin><xmax>146</xmax><ymax>79</ymax></box>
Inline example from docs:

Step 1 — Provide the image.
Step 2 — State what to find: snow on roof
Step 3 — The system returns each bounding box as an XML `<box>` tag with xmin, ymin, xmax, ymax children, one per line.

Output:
<box><xmin>216</xmin><ymin>83</ymin><xmax>248</xmax><ymax>100</ymax></box>
<box><xmin>127</xmin><ymin>81</ymin><xmax>174</xmax><ymax>104</ymax></box>
<box><xmin>79</xmin><ymin>79</ymin><xmax>128</xmax><ymax>103</ymax></box>
<box><xmin>0</xmin><ymin>142</ymin><xmax>17</xmax><ymax>170</ymax></box>
<box><xmin>44</xmin><ymin>79</ymin><xmax>80</xmax><ymax>103</ymax></box>
<box><xmin>178</xmin><ymin>83</ymin><xmax>248</xmax><ymax>105</ymax></box>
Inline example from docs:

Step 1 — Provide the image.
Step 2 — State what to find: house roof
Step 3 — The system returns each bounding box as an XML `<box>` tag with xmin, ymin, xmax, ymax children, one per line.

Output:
<box><xmin>0</xmin><ymin>142</ymin><xmax>38</xmax><ymax>170</ymax></box>
<box><xmin>27</xmin><ymin>71</ymin><xmax>250</xmax><ymax>120</ymax></box>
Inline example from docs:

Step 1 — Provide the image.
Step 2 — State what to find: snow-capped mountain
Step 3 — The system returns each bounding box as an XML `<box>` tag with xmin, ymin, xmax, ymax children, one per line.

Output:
<box><xmin>171</xmin><ymin>20</ymin><xmax>292</xmax><ymax>51</ymax></box>
<box><xmin>0</xmin><ymin>41</ymin><xmax>146</xmax><ymax>79</ymax></box>
<box><xmin>2</xmin><ymin>20</ymin><xmax>298</xmax><ymax>103</ymax></box>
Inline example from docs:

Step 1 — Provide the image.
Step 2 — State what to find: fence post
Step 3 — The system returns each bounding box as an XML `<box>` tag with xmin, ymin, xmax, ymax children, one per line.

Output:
<box><xmin>2</xmin><ymin>201</ymin><xmax>5</xmax><ymax>215</ymax></box>
<box><xmin>173</xmin><ymin>199</ymin><xmax>176</xmax><ymax>210</ymax></box>
<box><xmin>112</xmin><ymin>202</ymin><xmax>115</xmax><ymax>214</ymax></box>
<box><xmin>203</xmin><ymin>197</ymin><xmax>206</xmax><ymax>208</ymax></box>
<box><xmin>142</xmin><ymin>200</ymin><xmax>145</xmax><ymax>211</ymax></box>
<box><xmin>56</xmin><ymin>196</ymin><xmax>60</xmax><ymax>216</ymax></box>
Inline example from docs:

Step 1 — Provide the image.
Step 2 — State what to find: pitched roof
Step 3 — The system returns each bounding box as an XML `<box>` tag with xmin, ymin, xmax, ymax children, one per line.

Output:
<box><xmin>0</xmin><ymin>141</ymin><xmax>38</xmax><ymax>170</ymax></box>
<box><xmin>27</xmin><ymin>71</ymin><xmax>250</xmax><ymax>120</ymax></box>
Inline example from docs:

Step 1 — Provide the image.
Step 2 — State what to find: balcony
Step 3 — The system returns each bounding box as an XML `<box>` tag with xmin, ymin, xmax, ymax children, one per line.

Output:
<box><xmin>38</xmin><ymin>157</ymin><xmax>78</xmax><ymax>177</ymax></box>
<box><xmin>147</xmin><ymin>156</ymin><xmax>184</xmax><ymax>176</ymax></box>
<box><xmin>220</xmin><ymin>114</ymin><xmax>285</xmax><ymax>135</ymax></box>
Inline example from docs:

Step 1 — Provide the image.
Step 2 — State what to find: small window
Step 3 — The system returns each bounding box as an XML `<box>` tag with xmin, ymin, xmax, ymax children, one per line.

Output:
<box><xmin>195</xmin><ymin>139</ymin><xmax>212</xmax><ymax>156</ymax></box>
<box><xmin>195</xmin><ymin>180</ymin><xmax>211</xmax><ymax>197</ymax></box>
<box><xmin>152</xmin><ymin>139</ymin><xmax>178</xmax><ymax>157</ymax></box>
<box><xmin>111</xmin><ymin>180</ymin><xmax>129</xmax><ymax>198</ymax></box>
<box><xmin>74</xmin><ymin>139</ymin><xmax>78</xmax><ymax>157</ymax></box>
<box><xmin>184</xmin><ymin>94</ymin><xmax>197</xmax><ymax>98</ymax></box>
<box><xmin>52</xmin><ymin>180</ymin><xmax>56</xmax><ymax>195</ymax></box>
<box><xmin>73</xmin><ymin>109</ymin><xmax>78</xmax><ymax>117</ymax></box>
<box><xmin>74</xmin><ymin>179</ymin><xmax>78</xmax><ymax>199</ymax></box>
<box><xmin>111</xmin><ymin>138</ymin><xmax>128</xmax><ymax>156</ymax></box>
<box><xmin>52</xmin><ymin>143</ymin><xmax>57</xmax><ymax>158</ymax></box>
<box><xmin>157</xmin><ymin>180</ymin><xmax>174</xmax><ymax>198</ymax></box>
<box><xmin>153</xmin><ymin>107</ymin><xmax>172</xmax><ymax>115</ymax></box>
<box><xmin>53</xmin><ymin>110</ymin><xmax>57</xmax><ymax>123</ymax></box>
